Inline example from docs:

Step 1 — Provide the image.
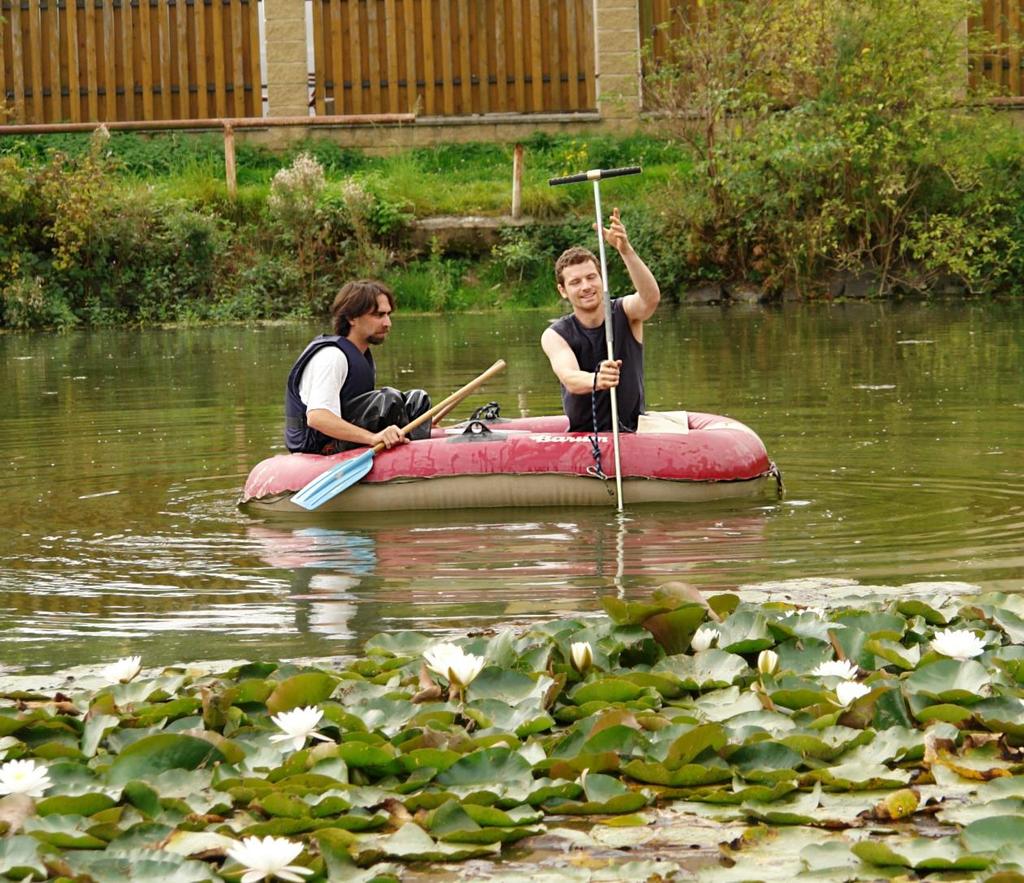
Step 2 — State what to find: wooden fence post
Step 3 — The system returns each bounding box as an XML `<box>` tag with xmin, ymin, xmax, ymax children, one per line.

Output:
<box><xmin>511</xmin><ymin>143</ymin><xmax>524</xmax><ymax>219</ymax></box>
<box><xmin>223</xmin><ymin>123</ymin><xmax>237</xmax><ymax>198</ymax></box>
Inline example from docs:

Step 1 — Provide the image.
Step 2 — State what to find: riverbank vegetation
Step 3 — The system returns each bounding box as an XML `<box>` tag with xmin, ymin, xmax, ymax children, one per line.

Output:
<box><xmin>1</xmin><ymin>0</ymin><xmax>1023</xmax><ymax>330</ymax></box>
<box><xmin>2</xmin><ymin>584</ymin><xmax>1024</xmax><ymax>879</ymax></box>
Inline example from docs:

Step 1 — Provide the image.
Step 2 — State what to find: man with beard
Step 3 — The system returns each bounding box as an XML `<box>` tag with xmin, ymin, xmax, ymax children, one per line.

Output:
<box><xmin>284</xmin><ymin>279</ymin><xmax>431</xmax><ymax>454</ymax></box>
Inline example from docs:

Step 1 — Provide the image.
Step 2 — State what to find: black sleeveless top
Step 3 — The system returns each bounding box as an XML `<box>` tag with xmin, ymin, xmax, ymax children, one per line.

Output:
<box><xmin>284</xmin><ymin>336</ymin><xmax>376</xmax><ymax>453</ymax></box>
<box><xmin>549</xmin><ymin>298</ymin><xmax>644</xmax><ymax>432</ymax></box>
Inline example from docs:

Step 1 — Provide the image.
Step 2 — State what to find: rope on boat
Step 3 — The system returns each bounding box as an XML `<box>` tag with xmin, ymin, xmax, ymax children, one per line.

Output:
<box><xmin>587</xmin><ymin>378</ymin><xmax>615</xmax><ymax>497</ymax></box>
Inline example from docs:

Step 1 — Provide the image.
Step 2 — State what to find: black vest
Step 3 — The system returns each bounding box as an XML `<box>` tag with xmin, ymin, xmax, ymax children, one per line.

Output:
<box><xmin>549</xmin><ymin>298</ymin><xmax>644</xmax><ymax>433</ymax></box>
<box><xmin>284</xmin><ymin>336</ymin><xmax>376</xmax><ymax>453</ymax></box>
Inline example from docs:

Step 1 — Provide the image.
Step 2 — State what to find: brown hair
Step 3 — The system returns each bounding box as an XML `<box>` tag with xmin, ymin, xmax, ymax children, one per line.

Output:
<box><xmin>330</xmin><ymin>279</ymin><xmax>395</xmax><ymax>336</ymax></box>
<box><xmin>554</xmin><ymin>246</ymin><xmax>599</xmax><ymax>287</ymax></box>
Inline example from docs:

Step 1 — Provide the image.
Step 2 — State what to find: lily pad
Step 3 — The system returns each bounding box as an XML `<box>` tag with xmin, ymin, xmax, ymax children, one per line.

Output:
<box><xmin>852</xmin><ymin>836</ymin><xmax>990</xmax><ymax>871</ymax></box>
<box><xmin>905</xmin><ymin>658</ymin><xmax>991</xmax><ymax>704</ymax></box>
<box><xmin>352</xmin><ymin>821</ymin><xmax>501</xmax><ymax>863</ymax></box>
<box><xmin>653</xmin><ymin>650</ymin><xmax>749</xmax><ymax>690</ymax></box>
<box><xmin>107</xmin><ymin>734</ymin><xmax>226</xmax><ymax>786</ymax></box>
<box><xmin>265</xmin><ymin>672</ymin><xmax>338</xmax><ymax>714</ymax></box>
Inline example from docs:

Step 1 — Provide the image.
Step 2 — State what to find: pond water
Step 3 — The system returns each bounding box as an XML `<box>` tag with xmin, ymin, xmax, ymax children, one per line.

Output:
<box><xmin>1</xmin><ymin>301</ymin><xmax>1021</xmax><ymax>672</ymax></box>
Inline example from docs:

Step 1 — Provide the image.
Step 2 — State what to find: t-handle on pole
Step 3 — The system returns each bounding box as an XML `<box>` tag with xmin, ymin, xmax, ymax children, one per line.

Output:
<box><xmin>549</xmin><ymin>166</ymin><xmax>643</xmax><ymax>512</ymax></box>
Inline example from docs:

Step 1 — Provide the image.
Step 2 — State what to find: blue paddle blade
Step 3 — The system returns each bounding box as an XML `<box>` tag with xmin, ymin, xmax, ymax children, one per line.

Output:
<box><xmin>290</xmin><ymin>449</ymin><xmax>376</xmax><ymax>510</ymax></box>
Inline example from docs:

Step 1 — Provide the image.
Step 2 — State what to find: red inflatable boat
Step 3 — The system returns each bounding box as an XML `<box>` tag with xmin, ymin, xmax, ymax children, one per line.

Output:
<box><xmin>240</xmin><ymin>411</ymin><xmax>779</xmax><ymax>514</ymax></box>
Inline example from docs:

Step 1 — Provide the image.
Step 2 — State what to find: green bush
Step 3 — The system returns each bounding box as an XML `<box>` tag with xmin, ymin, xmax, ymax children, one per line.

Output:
<box><xmin>641</xmin><ymin>0</ymin><xmax>1024</xmax><ymax>294</ymax></box>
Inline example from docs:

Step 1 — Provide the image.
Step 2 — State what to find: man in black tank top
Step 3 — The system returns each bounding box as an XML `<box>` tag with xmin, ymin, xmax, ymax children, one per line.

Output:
<box><xmin>541</xmin><ymin>209</ymin><xmax>661</xmax><ymax>432</ymax></box>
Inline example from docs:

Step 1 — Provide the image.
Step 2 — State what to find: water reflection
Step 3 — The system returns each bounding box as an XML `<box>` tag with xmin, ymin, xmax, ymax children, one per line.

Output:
<box><xmin>244</xmin><ymin>508</ymin><xmax>771</xmax><ymax>643</ymax></box>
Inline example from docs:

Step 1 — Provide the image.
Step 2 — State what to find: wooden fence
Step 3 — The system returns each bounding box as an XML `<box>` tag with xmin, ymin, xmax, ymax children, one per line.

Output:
<box><xmin>310</xmin><ymin>0</ymin><xmax>597</xmax><ymax>116</ymax></box>
<box><xmin>641</xmin><ymin>0</ymin><xmax>1024</xmax><ymax>103</ymax></box>
<box><xmin>0</xmin><ymin>0</ymin><xmax>262</xmax><ymax>125</ymax></box>
<box><xmin>970</xmin><ymin>0</ymin><xmax>1022</xmax><ymax>95</ymax></box>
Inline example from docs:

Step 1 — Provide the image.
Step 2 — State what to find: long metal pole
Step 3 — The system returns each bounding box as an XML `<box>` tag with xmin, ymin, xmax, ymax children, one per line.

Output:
<box><xmin>592</xmin><ymin>178</ymin><xmax>624</xmax><ymax>512</ymax></box>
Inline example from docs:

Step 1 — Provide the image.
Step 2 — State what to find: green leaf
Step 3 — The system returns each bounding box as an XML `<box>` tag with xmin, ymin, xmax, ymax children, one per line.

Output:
<box><xmin>266</xmin><ymin>672</ymin><xmax>338</xmax><ymax>714</ymax></box>
<box><xmin>905</xmin><ymin>659</ymin><xmax>991</xmax><ymax>704</ymax></box>
<box><xmin>653</xmin><ymin>649</ymin><xmax>749</xmax><ymax>690</ymax></box>
<box><xmin>465</xmin><ymin>668</ymin><xmax>548</xmax><ymax>705</ymax></box>
<box><xmin>622</xmin><ymin>758</ymin><xmax>732</xmax><ymax>787</ymax></box>
<box><xmin>80</xmin><ymin>714</ymin><xmax>119</xmax><ymax>759</ymax></box>
<box><xmin>716</xmin><ymin>610</ymin><xmax>773</xmax><ymax>654</ymax></box>
<box><xmin>352</xmin><ymin>821</ymin><xmax>500</xmax><ymax>863</ymax></box>
<box><xmin>694</xmin><ymin>686</ymin><xmax>766</xmax><ymax>721</ymax></box>
<box><xmin>962</xmin><ymin>815</ymin><xmax>1024</xmax><ymax>853</ymax></box>
<box><xmin>601</xmin><ymin>596</ymin><xmax>672</xmax><ymax>626</ymax></box>
<box><xmin>743</xmin><ymin>783</ymin><xmax>822</xmax><ymax>825</ymax></box>
<box><xmin>365</xmin><ymin>631</ymin><xmax>433</xmax><ymax>656</ymax></box>
<box><xmin>336</xmin><ymin>741</ymin><xmax>400</xmax><ymax>775</ymax></box>
<box><xmin>768</xmin><ymin>676</ymin><xmax>832</xmax><ymax>710</ymax></box>
<box><xmin>107</xmin><ymin>734</ymin><xmax>225</xmax><ymax>786</ymax></box>
<box><xmin>23</xmin><ymin>814</ymin><xmax>107</xmax><ymax>849</ymax></box>
<box><xmin>973</xmin><ymin>697</ymin><xmax>1024</xmax><ymax>736</ymax></box>
<box><xmin>896</xmin><ymin>599</ymin><xmax>948</xmax><ymax>625</ymax></box>
<box><xmin>435</xmin><ymin>747</ymin><xmax>533</xmax><ymax>788</ymax></box>
<box><xmin>663</xmin><ymin>723</ymin><xmax>727</xmax><ymax>768</ymax></box>
<box><xmin>0</xmin><ymin>835</ymin><xmax>48</xmax><ymax>880</ymax></box>
<box><xmin>852</xmin><ymin>836</ymin><xmax>990</xmax><ymax>871</ymax></box>
<box><xmin>730</xmin><ymin>742</ymin><xmax>803</xmax><ymax>783</ymax></box>
<box><xmin>570</xmin><ymin>676</ymin><xmax>651</xmax><ymax>705</ymax></box>
<box><xmin>642</xmin><ymin>604</ymin><xmax>708</xmax><ymax>655</ymax></box>
<box><xmin>35</xmin><ymin>792</ymin><xmax>116</xmax><ymax>818</ymax></box>
<box><xmin>61</xmin><ymin>848</ymin><xmax>218</xmax><ymax>882</ymax></box>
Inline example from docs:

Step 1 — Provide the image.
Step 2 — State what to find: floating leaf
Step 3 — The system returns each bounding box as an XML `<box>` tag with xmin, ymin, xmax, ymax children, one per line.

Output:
<box><xmin>0</xmin><ymin>835</ymin><xmax>48</xmax><ymax>880</ymax></box>
<box><xmin>107</xmin><ymin>734</ymin><xmax>225</xmax><ymax>786</ymax></box>
<box><xmin>22</xmin><ymin>814</ymin><xmax>107</xmax><ymax>849</ymax></box>
<box><xmin>352</xmin><ymin>821</ymin><xmax>500</xmax><ymax>863</ymax></box>
<box><xmin>622</xmin><ymin>757</ymin><xmax>731</xmax><ymax>787</ymax></box>
<box><xmin>570</xmin><ymin>678</ymin><xmax>649</xmax><ymax>705</ymax></box>
<box><xmin>729</xmin><ymin>742</ymin><xmax>803</xmax><ymax>784</ymax></box>
<box><xmin>972</xmin><ymin>696</ymin><xmax>1024</xmax><ymax>736</ymax></box>
<box><xmin>435</xmin><ymin>747</ymin><xmax>533</xmax><ymax>789</ymax></box>
<box><xmin>769</xmin><ymin>677</ymin><xmax>832</xmax><ymax>711</ymax></box>
<box><xmin>61</xmin><ymin>848</ymin><xmax>219</xmax><ymax>882</ymax></box>
<box><xmin>906</xmin><ymin>659</ymin><xmax>991</xmax><ymax>704</ymax></box>
<box><xmin>35</xmin><ymin>793</ymin><xmax>116</xmax><ymax>818</ymax></box>
<box><xmin>743</xmin><ymin>783</ymin><xmax>821</xmax><ymax>825</ymax></box>
<box><xmin>715</xmin><ymin>610</ymin><xmax>774</xmax><ymax>654</ymax></box>
<box><xmin>653</xmin><ymin>649</ymin><xmax>749</xmax><ymax>690</ymax></box>
<box><xmin>265</xmin><ymin>672</ymin><xmax>338</xmax><ymax>714</ymax></box>
<box><xmin>852</xmin><ymin>836</ymin><xmax>990</xmax><ymax>871</ymax></box>
<box><xmin>897</xmin><ymin>599</ymin><xmax>948</xmax><ymax>625</ymax></box>
<box><xmin>642</xmin><ymin>604</ymin><xmax>707</xmax><ymax>655</ymax></box>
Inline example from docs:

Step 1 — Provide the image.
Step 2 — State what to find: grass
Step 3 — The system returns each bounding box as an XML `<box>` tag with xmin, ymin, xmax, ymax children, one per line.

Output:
<box><xmin>0</xmin><ymin>129</ymin><xmax>692</xmax><ymax>219</ymax></box>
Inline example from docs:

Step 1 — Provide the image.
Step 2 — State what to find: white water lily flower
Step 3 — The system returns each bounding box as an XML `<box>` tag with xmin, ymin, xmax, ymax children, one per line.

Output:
<box><xmin>691</xmin><ymin>626</ymin><xmax>720</xmax><ymax>652</ymax></box>
<box><xmin>570</xmin><ymin>641</ymin><xmax>593</xmax><ymax>674</ymax></box>
<box><xmin>757</xmin><ymin>649</ymin><xmax>779</xmax><ymax>676</ymax></box>
<box><xmin>811</xmin><ymin>659</ymin><xmax>859</xmax><ymax>680</ymax></box>
<box><xmin>423</xmin><ymin>642</ymin><xmax>485</xmax><ymax>689</ymax></box>
<box><xmin>269</xmin><ymin>706</ymin><xmax>332</xmax><ymax>752</ymax></box>
<box><xmin>0</xmin><ymin>758</ymin><xmax>52</xmax><ymax>798</ymax></box>
<box><xmin>102</xmin><ymin>655</ymin><xmax>142</xmax><ymax>684</ymax></box>
<box><xmin>226</xmin><ymin>835</ymin><xmax>313</xmax><ymax>883</ymax></box>
<box><xmin>836</xmin><ymin>681</ymin><xmax>871</xmax><ymax>707</ymax></box>
<box><xmin>930</xmin><ymin>628</ymin><xmax>986</xmax><ymax>661</ymax></box>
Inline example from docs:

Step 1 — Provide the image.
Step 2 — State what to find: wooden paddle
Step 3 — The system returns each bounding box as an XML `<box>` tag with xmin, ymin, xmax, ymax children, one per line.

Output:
<box><xmin>290</xmin><ymin>359</ymin><xmax>507</xmax><ymax>510</ymax></box>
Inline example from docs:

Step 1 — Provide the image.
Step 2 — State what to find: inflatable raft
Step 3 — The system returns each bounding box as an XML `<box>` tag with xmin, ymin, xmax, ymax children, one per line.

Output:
<box><xmin>240</xmin><ymin>411</ymin><xmax>780</xmax><ymax>514</ymax></box>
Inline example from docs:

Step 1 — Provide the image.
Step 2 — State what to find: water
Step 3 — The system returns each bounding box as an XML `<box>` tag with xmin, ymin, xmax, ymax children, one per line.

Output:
<box><xmin>1</xmin><ymin>301</ymin><xmax>1021</xmax><ymax>671</ymax></box>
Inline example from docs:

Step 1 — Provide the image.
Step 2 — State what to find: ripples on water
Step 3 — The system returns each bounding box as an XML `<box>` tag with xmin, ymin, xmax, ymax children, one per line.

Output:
<box><xmin>0</xmin><ymin>303</ymin><xmax>1021</xmax><ymax>670</ymax></box>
